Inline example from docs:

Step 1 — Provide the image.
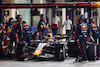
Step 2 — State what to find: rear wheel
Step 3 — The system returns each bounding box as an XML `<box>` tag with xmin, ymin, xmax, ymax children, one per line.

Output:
<box><xmin>57</xmin><ymin>45</ymin><xmax>66</xmax><ymax>61</ymax></box>
<box><xmin>15</xmin><ymin>42</ymin><xmax>25</xmax><ymax>61</ymax></box>
<box><xmin>63</xmin><ymin>45</ymin><xmax>66</xmax><ymax>59</ymax></box>
<box><xmin>60</xmin><ymin>46</ymin><xmax>66</xmax><ymax>61</ymax></box>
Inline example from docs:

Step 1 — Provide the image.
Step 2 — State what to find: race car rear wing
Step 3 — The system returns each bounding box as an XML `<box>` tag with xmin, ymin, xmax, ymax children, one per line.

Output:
<box><xmin>54</xmin><ymin>34</ymin><xmax>68</xmax><ymax>40</ymax></box>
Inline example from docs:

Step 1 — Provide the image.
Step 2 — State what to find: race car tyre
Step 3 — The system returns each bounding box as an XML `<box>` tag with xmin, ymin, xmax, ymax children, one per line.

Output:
<box><xmin>57</xmin><ymin>45</ymin><xmax>66</xmax><ymax>61</ymax></box>
<box><xmin>15</xmin><ymin>42</ymin><xmax>25</xmax><ymax>57</ymax></box>
<box><xmin>60</xmin><ymin>45</ymin><xmax>66</xmax><ymax>61</ymax></box>
<box><xmin>63</xmin><ymin>45</ymin><xmax>66</xmax><ymax>59</ymax></box>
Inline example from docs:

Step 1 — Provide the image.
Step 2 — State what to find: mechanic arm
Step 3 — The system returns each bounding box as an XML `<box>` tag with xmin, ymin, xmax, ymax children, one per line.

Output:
<box><xmin>90</xmin><ymin>35</ymin><xmax>95</xmax><ymax>42</ymax></box>
<box><xmin>46</xmin><ymin>24</ymin><xmax>49</xmax><ymax>29</ymax></box>
<box><xmin>58</xmin><ymin>21</ymin><xmax>60</xmax><ymax>29</ymax></box>
<box><xmin>71</xmin><ymin>24</ymin><xmax>73</xmax><ymax>31</ymax></box>
<box><xmin>39</xmin><ymin>22</ymin><xmax>43</xmax><ymax>29</ymax></box>
<box><xmin>62</xmin><ymin>23</ymin><xmax>65</xmax><ymax>29</ymax></box>
<box><xmin>75</xmin><ymin>24</ymin><xmax>79</xmax><ymax>40</ymax></box>
<box><xmin>88</xmin><ymin>23</ymin><xmax>95</xmax><ymax>42</ymax></box>
<box><xmin>29</xmin><ymin>26</ymin><xmax>32</xmax><ymax>34</ymax></box>
<box><xmin>0</xmin><ymin>40</ymin><xmax>2</xmax><ymax>49</ymax></box>
<box><xmin>22</xmin><ymin>27</ymin><xmax>26</xmax><ymax>41</ymax></box>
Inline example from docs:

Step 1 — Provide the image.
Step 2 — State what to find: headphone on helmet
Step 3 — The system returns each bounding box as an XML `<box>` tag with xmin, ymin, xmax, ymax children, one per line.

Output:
<box><xmin>79</xmin><ymin>15</ymin><xmax>85</xmax><ymax>22</ymax></box>
<box><xmin>9</xmin><ymin>18</ymin><xmax>15</xmax><ymax>23</ymax></box>
<box><xmin>40</xmin><ymin>14</ymin><xmax>45</xmax><ymax>20</ymax></box>
<box><xmin>16</xmin><ymin>15</ymin><xmax>22</xmax><ymax>22</ymax></box>
<box><xmin>22</xmin><ymin>21</ymin><xmax>26</xmax><ymax>24</ymax></box>
<box><xmin>89</xmin><ymin>18</ymin><xmax>95</xmax><ymax>24</ymax></box>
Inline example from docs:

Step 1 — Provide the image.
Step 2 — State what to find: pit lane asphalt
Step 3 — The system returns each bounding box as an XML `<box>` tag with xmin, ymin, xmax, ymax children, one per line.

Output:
<box><xmin>0</xmin><ymin>58</ymin><xmax>100</xmax><ymax>67</ymax></box>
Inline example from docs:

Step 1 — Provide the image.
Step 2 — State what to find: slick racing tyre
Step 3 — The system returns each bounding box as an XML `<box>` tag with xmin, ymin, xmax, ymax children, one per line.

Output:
<box><xmin>57</xmin><ymin>45</ymin><xmax>66</xmax><ymax>61</ymax></box>
<box><xmin>59</xmin><ymin>45</ymin><xmax>66</xmax><ymax>61</ymax></box>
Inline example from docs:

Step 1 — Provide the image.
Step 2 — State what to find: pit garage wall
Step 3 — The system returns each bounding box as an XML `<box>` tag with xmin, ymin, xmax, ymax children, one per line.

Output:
<box><xmin>55</xmin><ymin>0</ymin><xmax>66</xmax><ymax>34</ymax></box>
<box><xmin>3</xmin><ymin>0</ymin><xmax>100</xmax><ymax>28</ymax></box>
<box><xmin>81</xmin><ymin>8</ymin><xmax>99</xmax><ymax>27</ymax></box>
<box><xmin>4</xmin><ymin>0</ymin><xmax>17</xmax><ymax>21</ymax></box>
<box><xmin>97</xmin><ymin>8</ymin><xmax>99</xmax><ymax>27</ymax></box>
<box><xmin>18</xmin><ymin>0</ymin><xmax>46</xmax><ymax>26</ymax></box>
<box><xmin>33</xmin><ymin>0</ymin><xmax>46</xmax><ymax>26</ymax></box>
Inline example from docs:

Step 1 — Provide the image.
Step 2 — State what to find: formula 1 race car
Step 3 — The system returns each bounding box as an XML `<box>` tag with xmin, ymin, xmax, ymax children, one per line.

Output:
<box><xmin>15</xmin><ymin>34</ymin><xmax>68</xmax><ymax>61</ymax></box>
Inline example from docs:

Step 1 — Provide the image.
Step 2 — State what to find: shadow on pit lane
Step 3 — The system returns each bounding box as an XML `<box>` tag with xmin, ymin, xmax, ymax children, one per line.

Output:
<box><xmin>30</xmin><ymin>57</ymin><xmax>68</xmax><ymax>62</ymax></box>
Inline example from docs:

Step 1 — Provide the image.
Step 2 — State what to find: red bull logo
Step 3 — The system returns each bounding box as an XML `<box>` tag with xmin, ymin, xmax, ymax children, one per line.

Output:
<box><xmin>81</xmin><ymin>25</ymin><xmax>87</xmax><ymax>28</ymax></box>
<box><xmin>22</xmin><ymin>24</ymin><xmax>27</xmax><ymax>27</ymax></box>
<box><xmin>81</xmin><ymin>25</ymin><xmax>88</xmax><ymax>30</ymax></box>
<box><xmin>91</xmin><ymin>24</ymin><xmax>97</xmax><ymax>28</ymax></box>
<box><xmin>91</xmin><ymin>2</ymin><xmax>100</xmax><ymax>7</ymax></box>
<box><xmin>7</xmin><ymin>30</ymin><xmax>12</xmax><ymax>34</ymax></box>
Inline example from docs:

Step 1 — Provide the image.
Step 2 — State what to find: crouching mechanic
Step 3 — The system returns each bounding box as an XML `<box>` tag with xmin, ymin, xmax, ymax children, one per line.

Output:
<box><xmin>38</xmin><ymin>14</ymin><xmax>47</xmax><ymax>40</ymax></box>
<box><xmin>22</xmin><ymin>21</ymin><xmax>32</xmax><ymax>46</ymax></box>
<box><xmin>89</xmin><ymin>18</ymin><xmax>100</xmax><ymax>60</ymax></box>
<box><xmin>0</xmin><ymin>23</ymin><xmax>4</xmax><ymax>59</ymax></box>
<box><xmin>16</xmin><ymin>15</ymin><xmax>23</xmax><ymax>42</ymax></box>
<box><xmin>8</xmin><ymin>18</ymin><xmax>15</xmax><ymax>46</ymax></box>
<box><xmin>75</xmin><ymin>15</ymin><xmax>91</xmax><ymax>62</ymax></box>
